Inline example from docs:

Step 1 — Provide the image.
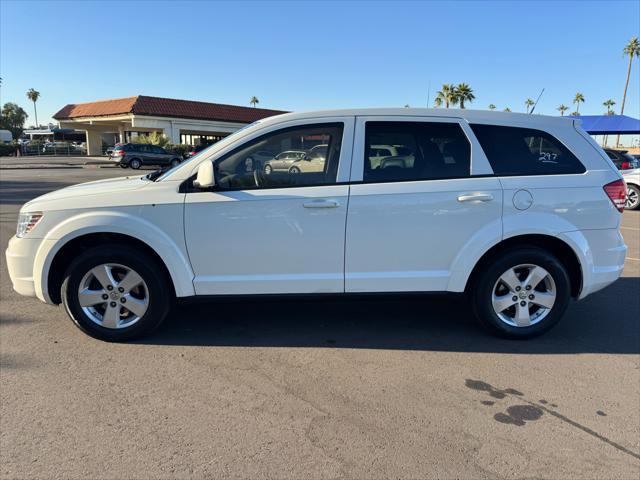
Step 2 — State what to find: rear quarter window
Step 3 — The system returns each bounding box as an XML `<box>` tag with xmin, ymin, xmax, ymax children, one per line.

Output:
<box><xmin>470</xmin><ymin>124</ymin><xmax>586</xmax><ymax>176</ymax></box>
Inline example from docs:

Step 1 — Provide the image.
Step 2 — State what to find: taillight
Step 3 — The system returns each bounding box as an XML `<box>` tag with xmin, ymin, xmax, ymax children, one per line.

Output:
<box><xmin>621</xmin><ymin>162</ymin><xmax>630</xmax><ymax>170</ymax></box>
<box><xmin>115</xmin><ymin>150</ymin><xmax>125</xmax><ymax>156</ymax></box>
<box><xmin>603</xmin><ymin>179</ymin><xmax>627</xmax><ymax>212</ymax></box>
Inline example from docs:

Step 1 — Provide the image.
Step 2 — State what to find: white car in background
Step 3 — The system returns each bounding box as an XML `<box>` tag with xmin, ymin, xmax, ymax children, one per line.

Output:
<box><xmin>622</xmin><ymin>169</ymin><xmax>640</xmax><ymax>210</ymax></box>
<box><xmin>5</xmin><ymin>108</ymin><xmax>627</xmax><ymax>342</ymax></box>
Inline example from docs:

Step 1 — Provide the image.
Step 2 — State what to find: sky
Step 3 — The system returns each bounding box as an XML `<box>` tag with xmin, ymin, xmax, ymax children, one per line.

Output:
<box><xmin>1</xmin><ymin>0</ymin><xmax>639</xmax><ymax>129</ymax></box>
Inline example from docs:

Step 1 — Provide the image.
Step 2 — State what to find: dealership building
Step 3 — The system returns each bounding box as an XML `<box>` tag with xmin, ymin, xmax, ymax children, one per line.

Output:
<box><xmin>53</xmin><ymin>95</ymin><xmax>287</xmax><ymax>155</ymax></box>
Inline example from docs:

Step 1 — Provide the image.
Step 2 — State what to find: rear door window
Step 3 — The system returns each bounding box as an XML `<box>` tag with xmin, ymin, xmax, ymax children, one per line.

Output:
<box><xmin>363</xmin><ymin>121</ymin><xmax>471</xmax><ymax>183</ymax></box>
<box><xmin>470</xmin><ymin>124</ymin><xmax>585</xmax><ymax>176</ymax></box>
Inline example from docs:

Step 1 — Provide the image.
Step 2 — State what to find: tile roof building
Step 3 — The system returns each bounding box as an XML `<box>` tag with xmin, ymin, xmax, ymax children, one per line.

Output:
<box><xmin>54</xmin><ymin>95</ymin><xmax>287</xmax><ymax>155</ymax></box>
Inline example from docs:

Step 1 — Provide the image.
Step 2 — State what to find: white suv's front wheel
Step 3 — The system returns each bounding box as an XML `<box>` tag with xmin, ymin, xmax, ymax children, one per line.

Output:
<box><xmin>61</xmin><ymin>245</ymin><xmax>171</xmax><ymax>341</ymax></box>
<box><xmin>471</xmin><ymin>247</ymin><xmax>571</xmax><ymax>338</ymax></box>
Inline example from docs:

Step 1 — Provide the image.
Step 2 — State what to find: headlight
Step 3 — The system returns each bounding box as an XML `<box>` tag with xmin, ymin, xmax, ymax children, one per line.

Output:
<box><xmin>16</xmin><ymin>212</ymin><xmax>43</xmax><ymax>238</ymax></box>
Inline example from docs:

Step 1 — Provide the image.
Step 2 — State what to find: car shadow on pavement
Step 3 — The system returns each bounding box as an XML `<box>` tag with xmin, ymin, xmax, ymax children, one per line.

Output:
<box><xmin>138</xmin><ymin>277</ymin><xmax>640</xmax><ymax>354</ymax></box>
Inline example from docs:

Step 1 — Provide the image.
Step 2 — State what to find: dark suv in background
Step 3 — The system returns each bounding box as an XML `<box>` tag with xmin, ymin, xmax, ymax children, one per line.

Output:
<box><xmin>110</xmin><ymin>144</ymin><xmax>182</xmax><ymax>169</ymax></box>
<box><xmin>604</xmin><ymin>148</ymin><xmax>639</xmax><ymax>171</ymax></box>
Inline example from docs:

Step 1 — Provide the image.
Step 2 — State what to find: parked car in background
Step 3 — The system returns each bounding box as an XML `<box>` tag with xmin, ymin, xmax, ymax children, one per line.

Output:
<box><xmin>622</xmin><ymin>168</ymin><xmax>640</xmax><ymax>210</ymax></box>
<box><xmin>288</xmin><ymin>145</ymin><xmax>328</xmax><ymax>174</ymax></box>
<box><xmin>0</xmin><ymin>129</ymin><xmax>13</xmax><ymax>143</ymax></box>
<box><xmin>263</xmin><ymin>150</ymin><xmax>306</xmax><ymax>174</ymax></box>
<box><xmin>604</xmin><ymin>148</ymin><xmax>639</xmax><ymax>171</ymax></box>
<box><xmin>367</xmin><ymin>144</ymin><xmax>415</xmax><ymax>169</ymax></box>
<box><xmin>5</xmin><ymin>109</ymin><xmax>628</xmax><ymax>342</ymax></box>
<box><xmin>185</xmin><ymin>144</ymin><xmax>211</xmax><ymax>158</ymax></box>
<box><xmin>110</xmin><ymin>143</ymin><xmax>182</xmax><ymax>169</ymax></box>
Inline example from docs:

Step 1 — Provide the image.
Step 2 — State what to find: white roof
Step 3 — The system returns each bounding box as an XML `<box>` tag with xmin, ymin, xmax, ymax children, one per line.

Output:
<box><xmin>260</xmin><ymin>108</ymin><xmax>576</xmax><ymax>129</ymax></box>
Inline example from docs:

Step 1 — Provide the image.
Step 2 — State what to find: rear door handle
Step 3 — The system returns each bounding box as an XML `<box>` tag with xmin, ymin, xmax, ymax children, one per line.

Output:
<box><xmin>303</xmin><ymin>199</ymin><xmax>340</xmax><ymax>209</ymax></box>
<box><xmin>457</xmin><ymin>193</ymin><xmax>494</xmax><ymax>203</ymax></box>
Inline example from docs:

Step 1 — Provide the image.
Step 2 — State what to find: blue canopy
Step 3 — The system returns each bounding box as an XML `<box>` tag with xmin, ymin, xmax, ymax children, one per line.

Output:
<box><xmin>568</xmin><ymin>114</ymin><xmax>640</xmax><ymax>135</ymax></box>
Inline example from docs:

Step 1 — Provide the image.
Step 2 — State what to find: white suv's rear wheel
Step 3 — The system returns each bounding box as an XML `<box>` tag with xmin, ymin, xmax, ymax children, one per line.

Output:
<box><xmin>61</xmin><ymin>245</ymin><xmax>171</xmax><ymax>341</ymax></box>
<box><xmin>471</xmin><ymin>247</ymin><xmax>571</xmax><ymax>338</ymax></box>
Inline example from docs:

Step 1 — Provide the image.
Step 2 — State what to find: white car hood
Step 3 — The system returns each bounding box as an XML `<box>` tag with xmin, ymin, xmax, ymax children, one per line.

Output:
<box><xmin>23</xmin><ymin>175</ymin><xmax>148</xmax><ymax>210</ymax></box>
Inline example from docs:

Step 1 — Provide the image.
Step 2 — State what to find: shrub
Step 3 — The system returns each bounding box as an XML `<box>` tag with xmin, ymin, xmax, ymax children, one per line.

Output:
<box><xmin>131</xmin><ymin>132</ymin><xmax>170</xmax><ymax>148</ymax></box>
<box><xmin>165</xmin><ymin>143</ymin><xmax>190</xmax><ymax>157</ymax></box>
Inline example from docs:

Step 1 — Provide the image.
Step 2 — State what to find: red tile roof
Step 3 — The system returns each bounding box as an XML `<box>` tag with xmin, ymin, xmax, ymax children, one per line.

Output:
<box><xmin>53</xmin><ymin>95</ymin><xmax>287</xmax><ymax>124</ymax></box>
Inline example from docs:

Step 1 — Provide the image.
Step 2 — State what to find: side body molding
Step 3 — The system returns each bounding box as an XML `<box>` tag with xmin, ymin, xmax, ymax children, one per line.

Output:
<box><xmin>33</xmin><ymin>210</ymin><xmax>195</xmax><ymax>303</ymax></box>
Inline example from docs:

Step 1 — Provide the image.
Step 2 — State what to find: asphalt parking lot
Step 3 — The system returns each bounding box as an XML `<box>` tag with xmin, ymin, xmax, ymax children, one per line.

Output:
<box><xmin>1</xmin><ymin>166</ymin><xmax>639</xmax><ymax>479</ymax></box>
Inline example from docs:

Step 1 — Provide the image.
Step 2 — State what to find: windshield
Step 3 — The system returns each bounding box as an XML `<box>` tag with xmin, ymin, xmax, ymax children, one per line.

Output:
<box><xmin>154</xmin><ymin>121</ymin><xmax>262</xmax><ymax>182</ymax></box>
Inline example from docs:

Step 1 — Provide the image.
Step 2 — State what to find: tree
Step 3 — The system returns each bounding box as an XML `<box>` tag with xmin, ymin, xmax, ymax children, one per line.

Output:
<box><xmin>26</xmin><ymin>88</ymin><xmax>40</xmax><ymax>127</ymax></box>
<box><xmin>503</xmin><ymin>107</ymin><xmax>511</xmax><ymax>112</ymax></box>
<box><xmin>0</xmin><ymin>102</ymin><xmax>28</xmax><ymax>139</ymax></box>
<box><xmin>617</xmin><ymin>37</ymin><xmax>640</xmax><ymax>146</ymax></box>
<box><xmin>455</xmin><ymin>83</ymin><xmax>475</xmax><ymax>109</ymax></box>
<box><xmin>573</xmin><ymin>92</ymin><xmax>585</xmax><ymax>114</ymax></box>
<box><xmin>570</xmin><ymin>111</ymin><xmax>579</xmax><ymax>116</ymax></box>
<box><xmin>557</xmin><ymin>104</ymin><xmax>569</xmax><ymax>116</ymax></box>
<box><xmin>488</xmin><ymin>104</ymin><xmax>496</xmax><ymax>110</ymax></box>
<box><xmin>434</xmin><ymin>84</ymin><xmax>457</xmax><ymax>108</ymax></box>
<box><xmin>525</xmin><ymin>98</ymin><xmax>535</xmax><ymax>113</ymax></box>
<box><xmin>603</xmin><ymin>99</ymin><xmax>616</xmax><ymax>115</ymax></box>
<box><xmin>249</xmin><ymin>96</ymin><xmax>259</xmax><ymax>108</ymax></box>
<box><xmin>601</xmin><ymin>99</ymin><xmax>616</xmax><ymax>147</ymax></box>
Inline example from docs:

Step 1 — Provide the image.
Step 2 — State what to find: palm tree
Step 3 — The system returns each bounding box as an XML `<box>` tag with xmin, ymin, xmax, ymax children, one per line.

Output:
<box><xmin>573</xmin><ymin>92</ymin><xmax>585</xmax><ymax>114</ymax></box>
<box><xmin>601</xmin><ymin>100</ymin><xmax>616</xmax><ymax>147</ymax></box>
<box><xmin>455</xmin><ymin>83</ymin><xmax>475</xmax><ymax>109</ymax></box>
<box><xmin>434</xmin><ymin>84</ymin><xmax>457</xmax><ymax>108</ymax></box>
<box><xmin>503</xmin><ymin>107</ymin><xmax>511</xmax><ymax>112</ymax></box>
<box><xmin>525</xmin><ymin>98</ymin><xmax>535</xmax><ymax>113</ymax></box>
<box><xmin>488</xmin><ymin>104</ymin><xmax>496</xmax><ymax>110</ymax></box>
<box><xmin>617</xmin><ymin>37</ymin><xmax>640</xmax><ymax>146</ymax></box>
<box><xmin>603</xmin><ymin>99</ymin><xmax>616</xmax><ymax>115</ymax></box>
<box><xmin>26</xmin><ymin>88</ymin><xmax>40</xmax><ymax>127</ymax></box>
<box><xmin>570</xmin><ymin>111</ymin><xmax>579</xmax><ymax>116</ymax></box>
<box><xmin>249</xmin><ymin>96</ymin><xmax>259</xmax><ymax>108</ymax></box>
<box><xmin>557</xmin><ymin>104</ymin><xmax>569</xmax><ymax>116</ymax></box>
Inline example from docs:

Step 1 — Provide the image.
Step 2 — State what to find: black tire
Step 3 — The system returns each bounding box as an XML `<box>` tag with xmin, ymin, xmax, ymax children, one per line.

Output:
<box><xmin>289</xmin><ymin>166</ymin><xmax>301</xmax><ymax>174</ymax></box>
<box><xmin>470</xmin><ymin>247</ymin><xmax>571</xmax><ymax>339</ymax></box>
<box><xmin>170</xmin><ymin>158</ymin><xmax>180</xmax><ymax>168</ymax></box>
<box><xmin>61</xmin><ymin>245</ymin><xmax>171</xmax><ymax>342</ymax></box>
<box><xmin>119</xmin><ymin>163</ymin><xmax>128</xmax><ymax>169</ymax></box>
<box><xmin>129</xmin><ymin>158</ymin><xmax>142</xmax><ymax>169</ymax></box>
<box><xmin>625</xmin><ymin>184</ymin><xmax>640</xmax><ymax>210</ymax></box>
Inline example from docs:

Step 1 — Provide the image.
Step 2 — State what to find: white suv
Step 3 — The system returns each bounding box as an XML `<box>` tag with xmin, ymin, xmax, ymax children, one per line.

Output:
<box><xmin>5</xmin><ymin>109</ymin><xmax>627</xmax><ymax>341</ymax></box>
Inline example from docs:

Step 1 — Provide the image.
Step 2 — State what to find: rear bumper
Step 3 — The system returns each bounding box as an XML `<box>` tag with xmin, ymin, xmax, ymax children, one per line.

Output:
<box><xmin>560</xmin><ymin>228</ymin><xmax>627</xmax><ymax>299</ymax></box>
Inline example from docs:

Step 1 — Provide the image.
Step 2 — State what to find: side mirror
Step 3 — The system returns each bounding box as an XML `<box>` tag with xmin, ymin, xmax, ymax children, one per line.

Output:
<box><xmin>193</xmin><ymin>161</ymin><xmax>215</xmax><ymax>189</ymax></box>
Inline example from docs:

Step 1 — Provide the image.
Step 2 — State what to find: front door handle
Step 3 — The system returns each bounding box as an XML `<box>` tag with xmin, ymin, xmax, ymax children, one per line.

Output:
<box><xmin>303</xmin><ymin>199</ymin><xmax>340</xmax><ymax>209</ymax></box>
<box><xmin>457</xmin><ymin>193</ymin><xmax>494</xmax><ymax>203</ymax></box>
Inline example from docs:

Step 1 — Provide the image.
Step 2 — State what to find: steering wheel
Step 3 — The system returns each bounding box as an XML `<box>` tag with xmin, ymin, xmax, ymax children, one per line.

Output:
<box><xmin>253</xmin><ymin>168</ymin><xmax>262</xmax><ymax>187</ymax></box>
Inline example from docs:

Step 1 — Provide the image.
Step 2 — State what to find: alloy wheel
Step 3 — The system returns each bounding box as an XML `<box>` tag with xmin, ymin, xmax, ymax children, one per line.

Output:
<box><xmin>77</xmin><ymin>263</ymin><xmax>149</xmax><ymax>329</ymax></box>
<box><xmin>626</xmin><ymin>186</ymin><xmax>639</xmax><ymax>209</ymax></box>
<box><xmin>491</xmin><ymin>264</ymin><xmax>556</xmax><ymax>327</ymax></box>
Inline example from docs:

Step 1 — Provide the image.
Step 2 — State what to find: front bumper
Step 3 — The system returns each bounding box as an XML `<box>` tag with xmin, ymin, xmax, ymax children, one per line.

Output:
<box><xmin>5</xmin><ymin>235</ymin><xmax>42</xmax><ymax>298</ymax></box>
